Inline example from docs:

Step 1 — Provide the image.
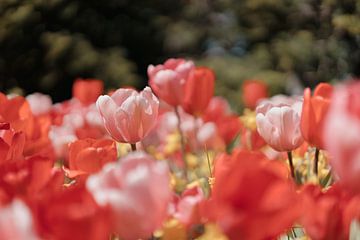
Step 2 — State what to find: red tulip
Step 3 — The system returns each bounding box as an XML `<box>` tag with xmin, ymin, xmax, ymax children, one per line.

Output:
<box><xmin>148</xmin><ymin>58</ymin><xmax>194</xmax><ymax>106</ymax></box>
<box><xmin>65</xmin><ymin>138</ymin><xmax>117</xmax><ymax>178</ymax></box>
<box><xmin>73</xmin><ymin>78</ymin><xmax>104</xmax><ymax>106</ymax></box>
<box><xmin>301</xmin><ymin>83</ymin><xmax>333</xmax><ymax>149</ymax></box>
<box><xmin>203</xmin><ymin>97</ymin><xmax>242</xmax><ymax>144</ymax></box>
<box><xmin>31</xmin><ymin>182</ymin><xmax>110</xmax><ymax>240</ymax></box>
<box><xmin>240</xmin><ymin>127</ymin><xmax>267</xmax><ymax>150</ymax></box>
<box><xmin>0</xmin><ymin>93</ymin><xmax>54</xmax><ymax>159</ymax></box>
<box><xmin>0</xmin><ymin>155</ymin><xmax>53</xmax><ymax>205</ymax></box>
<box><xmin>299</xmin><ymin>184</ymin><xmax>352</xmax><ymax>240</ymax></box>
<box><xmin>242</xmin><ymin>80</ymin><xmax>268</xmax><ymax>109</ymax></box>
<box><xmin>182</xmin><ymin>67</ymin><xmax>215</xmax><ymax>116</ymax></box>
<box><xmin>211</xmin><ymin>149</ymin><xmax>300</xmax><ymax>240</ymax></box>
<box><xmin>203</xmin><ymin>97</ymin><xmax>231</xmax><ymax>122</ymax></box>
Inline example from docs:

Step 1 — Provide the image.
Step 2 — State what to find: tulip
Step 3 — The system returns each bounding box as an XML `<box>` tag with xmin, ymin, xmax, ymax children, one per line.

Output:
<box><xmin>301</xmin><ymin>83</ymin><xmax>333</xmax><ymax>149</ymax></box>
<box><xmin>300</xmin><ymin>184</ymin><xmax>352</xmax><ymax>240</ymax></box>
<box><xmin>173</xmin><ymin>186</ymin><xmax>205</xmax><ymax>227</ymax></box>
<box><xmin>26</xmin><ymin>93</ymin><xmax>52</xmax><ymax>116</ymax></box>
<box><xmin>96</xmin><ymin>87</ymin><xmax>159</xmax><ymax>144</ymax></box>
<box><xmin>203</xmin><ymin>97</ymin><xmax>242</xmax><ymax>145</ymax></box>
<box><xmin>211</xmin><ymin>150</ymin><xmax>300</xmax><ymax>240</ymax></box>
<box><xmin>203</xmin><ymin>97</ymin><xmax>232</xmax><ymax>123</ymax></box>
<box><xmin>182</xmin><ymin>67</ymin><xmax>215</xmax><ymax>116</ymax></box>
<box><xmin>65</xmin><ymin>138</ymin><xmax>117</xmax><ymax>178</ymax></box>
<box><xmin>148</xmin><ymin>58</ymin><xmax>194</xmax><ymax>106</ymax></box>
<box><xmin>0</xmin><ymin>200</ymin><xmax>39</xmax><ymax>240</ymax></box>
<box><xmin>31</xmin><ymin>182</ymin><xmax>110</xmax><ymax>240</ymax></box>
<box><xmin>73</xmin><ymin>78</ymin><xmax>104</xmax><ymax>106</ymax></box>
<box><xmin>242</xmin><ymin>80</ymin><xmax>268</xmax><ymax>109</ymax></box>
<box><xmin>256</xmin><ymin>95</ymin><xmax>304</xmax><ymax>152</ymax></box>
<box><xmin>197</xmin><ymin>122</ymin><xmax>225</xmax><ymax>151</ymax></box>
<box><xmin>0</xmin><ymin>155</ymin><xmax>53</xmax><ymax>204</ymax></box>
<box><xmin>86</xmin><ymin>151</ymin><xmax>171</xmax><ymax>240</ymax></box>
<box><xmin>324</xmin><ymin>81</ymin><xmax>360</xmax><ymax>193</ymax></box>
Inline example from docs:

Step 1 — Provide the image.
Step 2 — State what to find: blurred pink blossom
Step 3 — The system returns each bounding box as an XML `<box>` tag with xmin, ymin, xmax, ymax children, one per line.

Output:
<box><xmin>86</xmin><ymin>151</ymin><xmax>171</xmax><ymax>240</ymax></box>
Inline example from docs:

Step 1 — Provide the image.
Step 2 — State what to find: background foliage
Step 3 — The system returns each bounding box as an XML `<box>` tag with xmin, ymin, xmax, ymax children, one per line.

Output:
<box><xmin>1</xmin><ymin>0</ymin><xmax>359</xmax><ymax>108</ymax></box>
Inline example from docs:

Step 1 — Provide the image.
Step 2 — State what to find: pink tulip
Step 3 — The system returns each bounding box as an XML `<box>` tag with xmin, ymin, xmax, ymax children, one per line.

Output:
<box><xmin>324</xmin><ymin>81</ymin><xmax>360</xmax><ymax>193</ymax></box>
<box><xmin>197</xmin><ymin>122</ymin><xmax>225</xmax><ymax>151</ymax></box>
<box><xmin>148</xmin><ymin>58</ymin><xmax>194</xmax><ymax>106</ymax></box>
<box><xmin>173</xmin><ymin>186</ymin><xmax>205</xmax><ymax>227</ymax></box>
<box><xmin>26</xmin><ymin>93</ymin><xmax>52</xmax><ymax>116</ymax></box>
<box><xmin>86</xmin><ymin>151</ymin><xmax>171</xmax><ymax>240</ymax></box>
<box><xmin>96</xmin><ymin>87</ymin><xmax>159</xmax><ymax>143</ymax></box>
<box><xmin>0</xmin><ymin>200</ymin><xmax>39</xmax><ymax>240</ymax></box>
<box><xmin>256</xmin><ymin>95</ymin><xmax>304</xmax><ymax>152</ymax></box>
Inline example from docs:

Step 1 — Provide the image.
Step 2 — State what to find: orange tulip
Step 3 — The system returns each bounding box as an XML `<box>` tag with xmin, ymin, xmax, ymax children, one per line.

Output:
<box><xmin>182</xmin><ymin>67</ymin><xmax>215</xmax><ymax>116</ymax></box>
<box><xmin>65</xmin><ymin>138</ymin><xmax>117</xmax><ymax>178</ymax></box>
<box><xmin>301</xmin><ymin>83</ymin><xmax>333</xmax><ymax>149</ymax></box>
<box><xmin>73</xmin><ymin>78</ymin><xmax>104</xmax><ymax>105</ymax></box>
<box><xmin>242</xmin><ymin>80</ymin><xmax>268</xmax><ymax>109</ymax></box>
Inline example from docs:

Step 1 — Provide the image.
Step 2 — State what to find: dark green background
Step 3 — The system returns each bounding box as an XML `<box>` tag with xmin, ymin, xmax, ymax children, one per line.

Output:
<box><xmin>1</xmin><ymin>0</ymin><xmax>359</xmax><ymax>109</ymax></box>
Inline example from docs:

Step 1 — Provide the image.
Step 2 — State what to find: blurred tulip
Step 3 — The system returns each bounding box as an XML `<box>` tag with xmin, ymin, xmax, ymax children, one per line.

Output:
<box><xmin>300</xmin><ymin>184</ymin><xmax>352</xmax><ymax>240</ymax></box>
<box><xmin>256</xmin><ymin>95</ymin><xmax>303</xmax><ymax>152</ymax></box>
<box><xmin>0</xmin><ymin>199</ymin><xmax>39</xmax><ymax>240</ymax></box>
<box><xmin>0</xmin><ymin>155</ymin><xmax>53</xmax><ymax>205</ymax></box>
<box><xmin>203</xmin><ymin>97</ymin><xmax>231</xmax><ymax>122</ymax></box>
<box><xmin>65</xmin><ymin>138</ymin><xmax>117</xmax><ymax>178</ymax></box>
<box><xmin>182</xmin><ymin>67</ymin><xmax>215</xmax><ymax>116</ymax></box>
<box><xmin>240</xmin><ymin>127</ymin><xmax>267</xmax><ymax>150</ymax></box>
<box><xmin>197</xmin><ymin>122</ymin><xmax>225</xmax><ymax>151</ymax></box>
<box><xmin>96</xmin><ymin>87</ymin><xmax>159</xmax><ymax>143</ymax></box>
<box><xmin>73</xmin><ymin>78</ymin><xmax>104</xmax><ymax>106</ymax></box>
<box><xmin>86</xmin><ymin>151</ymin><xmax>171</xmax><ymax>240</ymax></box>
<box><xmin>173</xmin><ymin>186</ymin><xmax>205</xmax><ymax>227</ymax></box>
<box><xmin>26</xmin><ymin>93</ymin><xmax>52</xmax><ymax>116</ymax></box>
<box><xmin>301</xmin><ymin>83</ymin><xmax>333</xmax><ymax>149</ymax></box>
<box><xmin>148</xmin><ymin>58</ymin><xmax>194</xmax><ymax>106</ymax></box>
<box><xmin>0</xmin><ymin>129</ymin><xmax>25</xmax><ymax>164</ymax></box>
<box><xmin>31</xmin><ymin>183</ymin><xmax>110</xmax><ymax>240</ymax></box>
<box><xmin>242</xmin><ymin>80</ymin><xmax>268</xmax><ymax>109</ymax></box>
<box><xmin>203</xmin><ymin>97</ymin><xmax>242</xmax><ymax>145</ymax></box>
<box><xmin>324</xmin><ymin>81</ymin><xmax>360</xmax><ymax>193</ymax></box>
<box><xmin>49</xmin><ymin>125</ymin><xmax>77</xmax><ymax>160</ymax></box>
<box><xmin>211</xmin><ymin>149</ymin><xmax>300</xmax><ymax>240</ymax></box>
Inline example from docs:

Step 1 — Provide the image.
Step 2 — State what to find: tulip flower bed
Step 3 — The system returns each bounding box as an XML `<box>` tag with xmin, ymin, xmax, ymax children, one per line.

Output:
<box><xmin>1</xmin><ymin>58</ymin><xmax>360</xmax><ymax>240</ymax></box>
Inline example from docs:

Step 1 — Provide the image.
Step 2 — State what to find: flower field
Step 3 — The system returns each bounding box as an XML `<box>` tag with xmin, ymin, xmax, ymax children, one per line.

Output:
<box><xmin>0</xmin><ymin>58</ymin><xmax>360</xmax><ymax>240</ymax></box>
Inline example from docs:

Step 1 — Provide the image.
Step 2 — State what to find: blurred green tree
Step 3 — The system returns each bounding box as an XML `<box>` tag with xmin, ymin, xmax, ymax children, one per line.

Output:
<box><xmin>0</xmin><ymin>0</ymin><xmax>359</xmax><ymax>107</ymax></box>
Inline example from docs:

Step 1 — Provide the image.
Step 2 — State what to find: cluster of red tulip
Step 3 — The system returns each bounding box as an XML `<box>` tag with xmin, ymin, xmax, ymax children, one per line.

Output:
<box><xmin>0</xmin><ymin>58</ymin><xmax>360</xmax><ymax>240</ymax></box>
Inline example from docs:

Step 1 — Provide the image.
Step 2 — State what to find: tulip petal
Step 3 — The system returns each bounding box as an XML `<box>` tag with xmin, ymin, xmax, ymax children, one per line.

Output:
<box><xmin>96</xmin><ymin>95</ymin><xmax>125</xmax><ymax>142</ymax></box>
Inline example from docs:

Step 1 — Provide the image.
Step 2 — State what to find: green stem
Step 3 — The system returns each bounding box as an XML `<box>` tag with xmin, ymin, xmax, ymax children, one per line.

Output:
<box><xmin>287</xmin><ymin>151</ymin><xmax>295</xmax><ymax>179</ymax></box>
<box><xmin>314</xmin><ymin>148</ymin><xmax>320</xmax><ymax>176</ymax></box>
